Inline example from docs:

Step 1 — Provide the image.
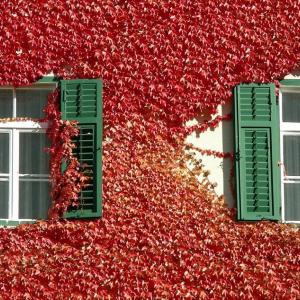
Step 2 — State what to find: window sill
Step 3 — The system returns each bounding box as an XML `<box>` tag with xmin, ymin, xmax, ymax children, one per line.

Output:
<box><xmin>0</xmin><ymin>219</ymin><xmax>36</xmax><ymax>227</ymax></box>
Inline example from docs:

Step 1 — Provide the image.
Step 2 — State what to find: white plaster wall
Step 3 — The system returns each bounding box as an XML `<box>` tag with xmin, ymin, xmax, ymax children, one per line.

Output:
<box><xmin>284</xmin><ymin>73</ymin><xmax>300</xmax><ymax>79</ymax></box>
<box><xmin>185</xmin><ymin>102</ymin><xmax>235</xmax><ymax>207</ymax></box>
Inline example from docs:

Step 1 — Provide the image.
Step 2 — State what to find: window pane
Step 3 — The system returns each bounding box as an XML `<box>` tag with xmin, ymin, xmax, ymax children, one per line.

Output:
<box><xmin>282</xmin><ymin>92</ymin><xmax>300</xmax><ymax>123</ymax></box>
<box><xmin>0</xmin><ymin>133</ymin><xmax>9</xmax><ymax>173</ymax></box>
<box><xmin>0</xmin><ymin>180</ymin><xmax>9</xmax><ymax>219</ymax></box>
<box><xmin>16</xmin><ymin>89</ymin><xmax>52</xmax><ymax>119</ymax></box>
<box><xmin>0</xmin><ymin>89</ymin><xmax>13</xmax><ymax>118</ymax></box>
<box><xmin>284</xmin><ymin>183</ymin><xmax>300</xmax><ymax>221</ymax></box>
<box><xmin>19</xmin><ymin>181</ymin><xmax>50</xmax><ymax>219</ymax></box>
<box><xmin>283</xmin><ymin>135</ymin><xmax>300</xmax><ymax>176</ymax></box>
<box><xmin>19</xmin><ymin>133</ymin><xmax>49</xmax><ymax>174</ymax></box>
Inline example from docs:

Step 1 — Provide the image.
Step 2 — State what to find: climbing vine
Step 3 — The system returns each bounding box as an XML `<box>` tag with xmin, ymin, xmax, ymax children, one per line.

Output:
<box><xmin>44</xmin><ymin>89</ymin><xmax>88</xmax><ymax>218</ymax></box>
<box><xmin>0</xmin><ymin>0</ymin><xmax>299</xmax><ymax>298</ymax></box>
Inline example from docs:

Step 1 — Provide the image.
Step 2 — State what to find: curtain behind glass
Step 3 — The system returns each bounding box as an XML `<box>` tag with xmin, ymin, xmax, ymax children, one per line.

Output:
<box><xmin>0</xmin><ymin>181</ymin><xmax>9</xmax><ymax>218</ymax></box>
<box><xmin>19</xmin><ymin>181</ymin><xmax>50</xmax><ymax>219</ymax></box>
<box><xmin>16</xmin><ymin>89</ymin><xmax>51</xmax><ymax>119</ymax></box>
<box><xmin>0</xmin><ymin>133</ymin><xmax>9</xmax><ymax>219</ymax></box>
<box><xmin>19</xmin><ymin>132</ymin><xmax>49</xmax><ymax>174</ymax></box>
<box><xmin>283</xmin><ymin>135</ymin><xmax>300</xmax><ymax>176</ymax></box>
<box><xmin>0</xmin><ymin>133</ymin><xmax>9</xmax><ymax>173</ymax></box>
<box><xmin>284</xmin><ymin>183</ymin><xmax>300</xmax><ymax>221</ymax></box>
<box><xmin>19</xmin><ymin>132</ymin><xmax>50</xmax><ymax>219</ymax></box>
<box><xmin>0</xmin><ymin>90</ymin><xmax>13</xmax><ymax>118</ymax></box>
<box><xmin>282</xmin><ymin>92</ymin><xmax>300</xmax><ymax>123</ymax></box>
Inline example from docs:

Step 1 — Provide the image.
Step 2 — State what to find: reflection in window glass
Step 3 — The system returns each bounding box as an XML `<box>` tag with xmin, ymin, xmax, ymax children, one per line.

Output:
<box><xmin>16</xmin><ymin>89</ymin><xmax>52</xmax><ymax>119</ymax></box>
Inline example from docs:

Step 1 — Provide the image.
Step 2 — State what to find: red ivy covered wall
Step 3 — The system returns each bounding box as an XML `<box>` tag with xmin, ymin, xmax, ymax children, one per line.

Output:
<box><xmin>0</xmin><ymin>0</ymin><xmax>299</xmax><ymax>298</ymax></box>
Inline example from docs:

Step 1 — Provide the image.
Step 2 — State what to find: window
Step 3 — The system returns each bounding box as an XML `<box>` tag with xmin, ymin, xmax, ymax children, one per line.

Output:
<box><xmin>0</xmin><ymin>85</ymin><xmax>55</xmax><ymax>224</ymax></box>
<box><xmin>280</xmin><ymin>85</ymin><xmax>300</xmax><ymax>223</ymax></box>
<box><xmin>234</xmin><ymin>82</ymin><xmax>300</xmax><ymax>223</ymax></box>
<box><xmin>0</xmin><ymin>78</ymin><xmax>103</xmax><ymax>225</ymax></box>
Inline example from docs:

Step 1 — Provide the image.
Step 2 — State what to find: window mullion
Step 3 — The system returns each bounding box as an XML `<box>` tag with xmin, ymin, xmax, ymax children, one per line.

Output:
<box><xmin>11</xmin><ymin>129</ymin><xmax>19</xmax><ymax>219</ymax></box>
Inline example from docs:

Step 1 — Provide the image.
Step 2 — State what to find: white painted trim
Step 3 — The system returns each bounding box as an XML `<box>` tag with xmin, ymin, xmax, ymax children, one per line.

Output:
<box><xmin>284</xmin><ymin>176</ymin><xmax>300</xmax><ymax>180</ymax></box>
<box><xmin>10</xmin><ymin>129</ymin><xmax>19</xmax><ymax>219</ymax></box>
<box><xmin>19</xmin><ymin>178</ymin><xmax>49</xmax><ymax>182</ymax></box>
<box><xmin>281</xmin><ymin>123</ymin><xmax>300</xmax><ymax>131</ymax></box>
<box><xmin>19</xmin><ymin>174</ymin><xmax>49</xmax><ymax>177</ymax></box>
<box><xmin>0</xmin><ymin>219</ymin><xmax>36</xmax><ymax>222</ymax></box>
<box><xmin>16</xmin><ymin>86</ymin><xmax>55</xmax><ymax>90</ymax></box>
<box><xmin>279</xmin><ymin>88</ymin><xmax>300</xmax><ymax>223</ymax></box>
<box><xmin>0</xmin><ymin>86</ymin><xmax>56</xmax><ymax>90</ymax></box>
<box><xmin>280</xmin><ymin>87</ymin><xmax>300</xmax><ymax>93</ymax></box>
<box><xmin>0</xmin><ymin>84</ymin><xmax>55</xmax><ymax>221</ymax></box>
<box><xmin>0</xmin><ymin>127</ymin><xmax>50</xmax><ymax>220</ymax></box>
<box><xmin>0</xmin><ymin>121</ymin><xmax>48</xmax><ymax>129</ymax></box>
<box><xmin>11</xmin><ymin>129</ymin><xmax>18</xmax><ymax>219</ymax></box>
<box><xmin>283</xmin><ymin>180</ymin><xmax>300</xmax><ymax>183</ymax></box>
<box><xmin>8</xmin><ymin>130</ymin><xmax>13</xmax><ymax>220</ymax></box>
<box><xmin>279</xmin><ymin>90</ymin><xmax>285</xmax><ymax>222</ymax></box>
<box><xmin>283</xmin><ymin>221</ymin><xmax>300</xmax><ymax>224</ymax></box>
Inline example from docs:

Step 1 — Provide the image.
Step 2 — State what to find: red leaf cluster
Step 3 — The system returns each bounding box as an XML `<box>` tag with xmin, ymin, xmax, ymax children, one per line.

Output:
<box><xmin>44</xmin><ymin>89</ymin><xmax>88</xmax><ymax>219</ymax></box>
<box><xmin>0</xmin><ymin>0</ymin><xmax>299</xmax><ymax>298</ymax></box>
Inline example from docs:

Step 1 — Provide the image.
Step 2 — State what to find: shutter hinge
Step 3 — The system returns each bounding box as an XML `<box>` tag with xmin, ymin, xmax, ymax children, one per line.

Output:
<box><xmin>235</xmin><ymin>151</ymin><xmax>240</xmax><ymax>161</ymax></box>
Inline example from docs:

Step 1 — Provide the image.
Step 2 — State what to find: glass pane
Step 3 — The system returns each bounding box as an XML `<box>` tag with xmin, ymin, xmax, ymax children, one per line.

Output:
<box><xmin>283</xmin><ymin>135</ymin><xmax>300</xmax><ymax>176</ymax></box>
<box><xmin>284</xmin><ymin>183</ymin><xmax>300</xmax><ymax>221</ymax></box>
<box><xmin>0</xmin><ymin>180</ymin><xmax>9</xmax><ymax>219</ymax></box>
<box><xmin>0</xmin><ymin>133</ymin><xmax>9</xmax><ymax>173</ymax></box>
<box><xmin>19</xmin><ymin>133</ymin><xmax>49</xmax><ymax>174</ymax></box>
<box><xmin>19</xmin><ymin>180</ymin><xmax>50</xmax><ymax>219</ymax></box>
<box><xmin>16</xmin><ymin>89</ymin><xmax>52</xmax><ymax>119</ymax></box>
<box><xmin>0</xmin><ymin>89</ymin><xmax>13</xmax><ymax>118</ymax></box>
<box><xmin>282</xmin><ymin>92</ymin><xmax>300</xmax><ymax>123</ymax></box>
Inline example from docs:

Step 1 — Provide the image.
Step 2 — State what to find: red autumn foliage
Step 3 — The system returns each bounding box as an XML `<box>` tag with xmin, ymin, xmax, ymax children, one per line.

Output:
<box><xmin>44</xmin><ymin>89</ymin><xmax>88</xmax><ymax>219</ymax></box>
<box><xmin>0</xmin><ymin>0</ymin><xmax>299</xmax><ymax>298</ymax></box>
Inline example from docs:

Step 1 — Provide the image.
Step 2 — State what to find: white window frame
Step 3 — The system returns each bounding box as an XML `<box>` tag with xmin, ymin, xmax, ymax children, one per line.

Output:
<box><xmin>0</xmin><ymin>84</ymin><xmax>56</xmax><ymax>222</ymax></box>
<box><xmin>279</xmin><ymin>86</ymin><xmax>300</xmax><ymax>223</ymax></box>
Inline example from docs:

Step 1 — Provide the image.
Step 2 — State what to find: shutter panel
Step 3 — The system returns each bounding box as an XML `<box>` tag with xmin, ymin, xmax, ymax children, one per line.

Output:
<box><xmin>60</xmin><ymin>79</ymin><xmax>102</xmax><ymax>218</ymax></box>
<box><xmin>234</xmin><ymin>84</ymin><xmax>280</xmax><ymax>221</ymax></box>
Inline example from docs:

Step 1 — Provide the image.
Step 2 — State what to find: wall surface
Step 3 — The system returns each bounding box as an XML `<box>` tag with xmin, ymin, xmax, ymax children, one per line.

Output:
<box><xmin>186</xmin><ymin>103</ymin><xmax>235</xmax><ymax>207</ymax></box>
<box><xmin>186</xmin><ymin>72</ymin><xmax>300</xmax><ymax>208</ymax></box>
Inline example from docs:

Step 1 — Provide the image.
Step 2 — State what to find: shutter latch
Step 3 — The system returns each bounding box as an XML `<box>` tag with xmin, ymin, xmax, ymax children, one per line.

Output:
<box><xmin>278</xmin><ymin>161</ymin><xmax>287</xmax><ymax>177</ymax></box>
<box><xmin>235</xmin><ymin>151</ymin><xmax>240</xmax><ymax>161</ymax></box>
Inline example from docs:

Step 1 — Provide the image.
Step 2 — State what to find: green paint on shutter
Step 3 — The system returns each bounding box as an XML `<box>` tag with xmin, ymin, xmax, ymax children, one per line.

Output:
<box><xmin>234</xmin><ymin>84</ymin><xmax>280</xmax><ymax>221</ymax></box>
<box><xmin>60</xmin><ymin>79</ymin><xmax>102</xmax><ymax>218</ymax></box>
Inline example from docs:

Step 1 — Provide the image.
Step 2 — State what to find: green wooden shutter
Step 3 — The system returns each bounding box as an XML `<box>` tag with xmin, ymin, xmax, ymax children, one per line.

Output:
<box><xmin>234</xmin><ymin>83</ymin><xmax>280</xmax><ymax>221</ymax></box>
<box><xmin>60</xmin><ymin>79</ymin><xmax>102</xmax><ymax>218</ymax></box>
